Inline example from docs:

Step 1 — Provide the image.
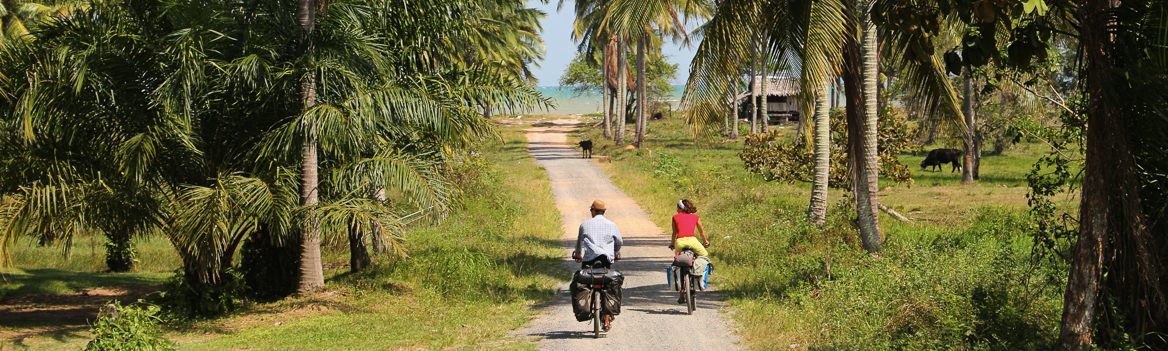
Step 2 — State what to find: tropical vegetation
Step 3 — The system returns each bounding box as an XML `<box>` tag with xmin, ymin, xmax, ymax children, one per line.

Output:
<box><xmin>0</xmin><ymin>0</ymin><xmax>550</xmax><ymax>317</ymax></box>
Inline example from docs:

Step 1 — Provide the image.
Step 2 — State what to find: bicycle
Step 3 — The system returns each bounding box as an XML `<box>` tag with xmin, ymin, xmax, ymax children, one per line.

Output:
<box><xmin>581</xmin><ymin>263</ymin><xmax>609</xmax><ymax>338</ymax></box>
<box><xmin>670</xmin><ymin>244</ymin><xmax>710</xmax><ymax>315</ymax></box>
<box><xmin>675</xmin><ymin>250</ymin><xmax>699</xmax><ymax>314</ymax></box>
<box><xmin>576</xmin><ymin>255</ymin><xmax>619</xmax><ymax>338</ymax></box>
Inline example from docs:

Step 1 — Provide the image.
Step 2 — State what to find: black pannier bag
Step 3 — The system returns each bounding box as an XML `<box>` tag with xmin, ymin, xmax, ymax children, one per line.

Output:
<box><xmin>672</xmin><ymin>251</ymin><xmax>695</xmax><ymax>267</ymax></box>
<box><xmin>601</xmin><ymin>270</ymin><xmax>623</xmax><ymax>316</ymax></box>
<box><xmin>569</xmin><ymin>269</ymin><xmax>624</xmax><ymax>322</ymax></box>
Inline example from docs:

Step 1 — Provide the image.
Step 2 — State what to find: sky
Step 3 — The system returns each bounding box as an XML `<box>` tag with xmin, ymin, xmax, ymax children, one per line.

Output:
<box><xmin>525</xmin><ymin>0</ymin><xmax>703</xmax><ymax>87</ymax></box>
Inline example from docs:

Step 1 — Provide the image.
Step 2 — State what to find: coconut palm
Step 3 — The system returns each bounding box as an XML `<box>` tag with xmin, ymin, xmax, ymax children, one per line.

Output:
<box><xmin>807</xmin><ymin>80</ymin><xmax>830</xmax><ymax>225</ymax></box>
<box><xmin>606</xmin><ymin>0</ymin><xmax>711</xmax><ymax>147</ymax></box>
<box><xmin>684</xmin><ymin>0</ymin><xmax>963</xmax><ymax>253</ymax></box>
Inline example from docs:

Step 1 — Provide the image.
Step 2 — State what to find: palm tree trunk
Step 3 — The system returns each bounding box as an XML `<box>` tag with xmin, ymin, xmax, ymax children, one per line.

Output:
<box><xmin>808</xmin><ymin>81</ymin><xmax>831</xmax><ymax>226</ymax></box>
<box><xmin>370</xmin><ymin>188</ymin><xmax>386</xmax><ymax>254</ymax></box>
<box><xmin>723</xmin><ymin>112</ymin><xmax>730</xmax><ymax>137</ymax></box>
<box><xmin>297</xmin><ymin>0</ymin><xmax>324</xmax><ymax>294</ymax></box>
<box><xmin>616</xmin><ymin>37</ymin><xmax>628</xmax><ymax>145</ymax></box>
<box><xmin>751</xmin><ymin>55</ymin><xmax>759</xmax><ymax>134</ymax></box>
<box><xmin>603</xmin><ymin>41</ymin><xmax>613</xmax><ymax>139</ymax></box>
<box><xmin>854</xmin><ymin>0</ymin><xmax>882</xmax><ymax>254</ymax></box>
<box><xmin>635</xmin><ymin>35</ymin><xmax>647</xmax><ymax>147</ymax></box>
<box><xmin>760</xmin><ymin>35</ymin><xmax>770</xmax><ymax>134</ymax></box>
<box><xmin>104</xmin><ymin>229</ymin><xmax>135</xmax><ymax>272</ymax></box>
<box><xmin>962</xmin><ymin>74</ymin><xmax>976</xmax><ymax>183</ymax></box>
<box><xmin>349</xmin><ymin>224</ymin><xmax>371</xmax><ymax>273</ymax></box>
<box><xmin>732</xmin><ymin>80</ymin><xmax>740</xmax><ymax>139</ymax></box>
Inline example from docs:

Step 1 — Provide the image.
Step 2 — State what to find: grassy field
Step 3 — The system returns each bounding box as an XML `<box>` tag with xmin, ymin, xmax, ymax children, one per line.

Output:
<box><xmin>576</xmin><ymin>116</ymin><xmax>1072</xmax><ymax>350</ymax></box>
<box><xmin>2</xmin><ymin>236</ymin><xmax>178</xmax><ymax>296</ymax></box>
<box><xmin>2</xmin><ymin>126</ymin><xmax>566</xmax><ymax>350</ymax></box>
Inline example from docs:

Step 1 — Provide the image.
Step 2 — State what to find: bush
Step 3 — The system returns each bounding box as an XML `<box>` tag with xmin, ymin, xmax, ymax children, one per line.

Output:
<box><xmin>239</xmin><ymin>231</ymin><xmax>300</xmax><ymax>300</ymax></box>
<box><xmin>86</xmin><ymin>301</ymin><xmax>175</xmax><ymax>351</ymax></box>
<box><xmin>156</xmin><ymin>268</ymin><xmax>245</xmax><ymax>320</ymax></box>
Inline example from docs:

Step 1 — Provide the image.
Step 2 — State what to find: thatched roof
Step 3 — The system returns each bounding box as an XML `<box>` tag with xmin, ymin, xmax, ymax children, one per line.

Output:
<box><xmin>731</xmin><ymin>76</ymin><xmax>801</xmax><ymax>102</ymax></box>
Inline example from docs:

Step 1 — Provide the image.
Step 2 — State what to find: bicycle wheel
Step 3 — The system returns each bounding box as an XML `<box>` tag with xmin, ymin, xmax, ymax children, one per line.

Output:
<box><xmin>687</xmin><ymin>275</ymin><xmax>697</xmax><ymax>314</ymax></box>
<box><xmin>592</xmin><ymin>290</ymin><xmax>601</xmax><ymax>338</ymax></box>
<box><xmin>683</xmin><ymin>274</ymin><xmax>693</xmax><ymax>315</ymax></box>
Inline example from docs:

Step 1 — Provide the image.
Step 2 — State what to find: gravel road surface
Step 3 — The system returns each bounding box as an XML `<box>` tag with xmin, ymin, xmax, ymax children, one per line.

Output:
<box><xmin>516</xmin><ymin>119</ymin><xmax>742</xmax><ymax>350</ymax></box>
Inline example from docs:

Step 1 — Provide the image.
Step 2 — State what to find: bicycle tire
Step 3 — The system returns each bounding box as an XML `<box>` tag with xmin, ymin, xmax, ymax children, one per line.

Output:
<box><xmin>592</xmin><ymin>290</ymin><xmax>601</xmax><ymax>338</ymax></box>
<box><xmin>687</xmin><ymin>275</ymin><xmax>697</xmax><ymax>314</ymax></box>
<box><xmin>683</xmin><ymin>273</ymin><xmax>694</xmax><ymax>315</ymax></box>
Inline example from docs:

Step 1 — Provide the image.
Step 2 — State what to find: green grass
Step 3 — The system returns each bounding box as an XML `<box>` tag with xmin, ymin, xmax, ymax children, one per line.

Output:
<box><xmin>173</xmin><ymin>126</ymin><xmax>564</xmax><ymax>350</ymax></box>
<box><xmin>582</xmin><ymin>118</ymin><xmax>1068</xmax><ymax>350</ymax></box>
<box><xmin>2</xmin><ymin>236</ymin><xmax>179</xmax><ymax>296</ymax></box>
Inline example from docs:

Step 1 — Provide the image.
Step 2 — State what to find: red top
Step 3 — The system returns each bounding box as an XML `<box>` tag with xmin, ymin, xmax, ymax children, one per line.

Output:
<box><xmin>673</xmin><ymin>213</ymin><xmax>699</xmax><ymax>238</ymax></box>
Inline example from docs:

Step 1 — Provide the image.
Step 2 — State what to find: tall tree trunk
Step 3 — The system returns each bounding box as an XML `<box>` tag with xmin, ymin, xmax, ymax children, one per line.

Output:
<box><xmin>760</xmin><ymin>36</ymin><xmax>770</xmax><ymax>134</ymax></box>
<box><xmin>616</xmin><ymin>37</ymin><xmax>628</xmax><ymax>145</ymax></box>
<box><xmin>1058</xmin><ymin>0</ymin><xmax>1163</xmax><ymax>347</ymax></box>
<box><xmin>831</xmin><ymin>80</ymin><xmax>839</xmax><ymax>109</ymax></box>
<box><xmin>349</xmin><ymin>225</ymin><xmax>371</xmax><ymax>273</ymax></box>
<box><xmin>635</xmin><ymin>36</ymin><xmax>647</xmax><ymax>147</ymax></box>
<box><xmin>732</xmin><ymin>80</ymin><xmax>740</xmax><ymax>139</ymax></box>
<box><xmin>603</xmin><ymin>41</ymin><xmax>613</xmax><ymax>139</ymax></box>
<box><xmin>104</xmin><ymin>229</ymin><xmax>135</xmax><ymax>272</ymax></box>
<box><xmin>297</xmin><ymin>0</ymin><xmax>324</xmax><ymax>294</ymax></box>
<box><xmin>854</xmin><ymin>0</ymin><xmax>882</xmax><ymax>254</ymax></box>
<box><xmin>962</xmin><ymin>74</ymin><xmax>976</xmax><ymax>183</ymax></box>
<box><xmin>723</xmin><ymin>110</ymin><xmax>730</xmax><ymax>137</ymax></box>
<box><xmin>370</xmin><ymin>188</ymin><xmax>386</xmax><ymax>254</ymax></box>
<box><xmin>751</xmin><ymin>54</ymin><xmax>759</xmax><ymax>134</ymax></box>
<box><xmin>808</xmin><ymin>81</ymin><xmax>831</xmax><ymax>225</ymax></box>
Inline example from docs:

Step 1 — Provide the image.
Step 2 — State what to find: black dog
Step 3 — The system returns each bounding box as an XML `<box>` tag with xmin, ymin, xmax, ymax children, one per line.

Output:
<box><xmin>919</xmin><ymin>148</ymin><xmax>962</xmax><ymax>172</ymax></box>
<box><xmin>579</xmin><ymin>140</ymin><xmax>593</xmax><ymax>159</ymax></box>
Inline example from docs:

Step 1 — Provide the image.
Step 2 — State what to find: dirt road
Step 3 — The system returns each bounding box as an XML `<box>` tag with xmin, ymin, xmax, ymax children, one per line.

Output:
<box><xmin>516</xmin><ymin>119</ymin><xmax>742</xmax><ymax>350</ymax></box>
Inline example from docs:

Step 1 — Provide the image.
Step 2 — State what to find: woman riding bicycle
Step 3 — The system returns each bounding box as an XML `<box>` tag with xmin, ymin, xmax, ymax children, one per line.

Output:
<box><xmin>669</xmin><ymin>199</ymin><xmax>709</xmax><ymax>303</ymax></box>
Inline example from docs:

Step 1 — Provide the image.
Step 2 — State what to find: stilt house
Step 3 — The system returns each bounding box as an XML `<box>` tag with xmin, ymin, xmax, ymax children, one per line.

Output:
<box><xmin>730</xmin><ymin>76</ymin><xmax>802</xmax><ymax>123</ymax></box>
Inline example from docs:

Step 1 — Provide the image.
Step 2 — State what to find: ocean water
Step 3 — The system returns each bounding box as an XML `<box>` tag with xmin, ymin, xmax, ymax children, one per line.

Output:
<box><xmin>519</xmin><ymin>85</ymin><xmax>685</xmax><ymax>115</ymax></box>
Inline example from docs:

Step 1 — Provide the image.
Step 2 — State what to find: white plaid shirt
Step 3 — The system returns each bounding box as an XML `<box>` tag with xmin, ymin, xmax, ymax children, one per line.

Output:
<box><xmin>575</xmin><ymin>215</ymin><xmax>623</xmax><ymax>262</ymax></box>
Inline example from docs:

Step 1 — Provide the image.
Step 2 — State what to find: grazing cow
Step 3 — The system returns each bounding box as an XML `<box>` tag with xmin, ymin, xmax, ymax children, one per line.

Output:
<box><xmin>579</xmin><ymin>140</ymin><xmax>593</xmax><ymax>159</ymax></box>
<box><xmin>919</xmin><ymin>148</ymin><xmax>962</xmax><ymax>172</ymax></box>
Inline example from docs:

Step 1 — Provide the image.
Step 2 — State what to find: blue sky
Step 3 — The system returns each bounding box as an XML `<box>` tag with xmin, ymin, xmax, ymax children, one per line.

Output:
<box><xmin>526</xmin><ymin>0</ymin><xmax>703</xmax><ymax>86</ymax></box>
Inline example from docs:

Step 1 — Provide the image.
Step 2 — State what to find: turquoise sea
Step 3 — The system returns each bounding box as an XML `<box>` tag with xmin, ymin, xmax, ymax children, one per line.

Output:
<box><xmin>520</xmin><ymin>85</ymin><xmax>686</xmax><ymax>115</ymax></box>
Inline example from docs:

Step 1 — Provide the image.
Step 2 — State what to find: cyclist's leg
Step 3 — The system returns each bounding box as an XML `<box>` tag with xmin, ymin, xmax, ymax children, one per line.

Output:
<box><xmin>674</xmin><ymin>237</ymin><xmax>707</xmax><ymax>256</ymax></box>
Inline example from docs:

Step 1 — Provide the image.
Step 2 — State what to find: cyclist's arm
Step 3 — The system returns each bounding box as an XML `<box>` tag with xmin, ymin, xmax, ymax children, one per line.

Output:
<box><xmin>613</xmin><ymin>229</ymin><xmax>623</xmax><ymax>260</ymax></box>
<box><xmin>696</xmin><ymin>218</ymin><xmax>709</xmax><ymax>244</ymax></box>
<box><xmin>573</xmin><ymin>225</ymin><xmax>585</xmax><ymax>260</ymax></box>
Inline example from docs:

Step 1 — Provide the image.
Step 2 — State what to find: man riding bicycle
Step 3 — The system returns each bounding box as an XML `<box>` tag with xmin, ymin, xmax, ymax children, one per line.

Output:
<box><xmin>572</xmin><ymin>200</ymin><xmax>623</xmax><ymax>268</ymax></box>
<box><xmin>572</xmin><ymin>200</ymin><xmax>623</xmax><ymax>330</ymax></box>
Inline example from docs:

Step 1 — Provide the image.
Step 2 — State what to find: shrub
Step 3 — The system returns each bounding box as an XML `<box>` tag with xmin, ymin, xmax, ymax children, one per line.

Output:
<box><xmin>86</xmin><ymin>301</ymin><xmax>175</xmax><ymax>351</ymax></box>
<box><xmin>156</xmin><ymin>268</ymin><xmax>245</xmax><ymax>320</ymax></box>
<box><xmin>239</xmin><ymin>231</ymin><xmax>300</xmax><ymax>301</ymax></box>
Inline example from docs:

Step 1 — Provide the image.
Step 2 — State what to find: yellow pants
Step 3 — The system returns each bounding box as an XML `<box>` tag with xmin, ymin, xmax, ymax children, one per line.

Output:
<box><xmin>673</xmin><ymin>236</ymin><xmax>708</xmax><ymax>257</ymax></box>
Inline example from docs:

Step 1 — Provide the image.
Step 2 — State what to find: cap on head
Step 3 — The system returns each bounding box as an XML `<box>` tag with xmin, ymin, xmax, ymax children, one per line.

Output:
<box><xmin>591</xmin><ymin>200</ymin><xmax>606</xmax><ymax>211</ymax></box>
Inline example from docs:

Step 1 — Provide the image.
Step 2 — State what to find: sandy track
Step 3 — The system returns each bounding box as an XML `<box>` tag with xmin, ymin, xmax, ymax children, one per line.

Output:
<box><xmin>515</xmin><ymin>119</ymin><xmax>741</xmax><ymax>350</ymax></box>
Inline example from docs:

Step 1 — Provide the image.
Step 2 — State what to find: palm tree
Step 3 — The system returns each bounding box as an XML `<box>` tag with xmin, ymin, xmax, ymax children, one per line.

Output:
<box><xmin>605</xmin><ymin>0</ymin><xmax>711</xmax><ymax>147</ymax></box>
<box><xmin>853</xmin><ymin>0</ymin><xmax>881</xmax><ymax>253</ymax></box>
<box><xmin>807</xmin><ymin>80</ymin><xmax>830</xmax><ymax>225</ymax></box>
<box><xmin>0</xmin><ymin>0</ymin><xmax>84</xmax><ymax>46</ymax></box>
<box><xmin>0</xmin><ymin>0</ymin><xmax>551</xmax><ymax>298</ymax></box>
<box><xmin>295</xmin><ymin>0</ymin><xmax>324</xmax><ymax>294</ymax></box>
<box><xmin>683</xmin><ymin>0</ymin><xmax>962</xmax><ymax>253</ymax></box>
